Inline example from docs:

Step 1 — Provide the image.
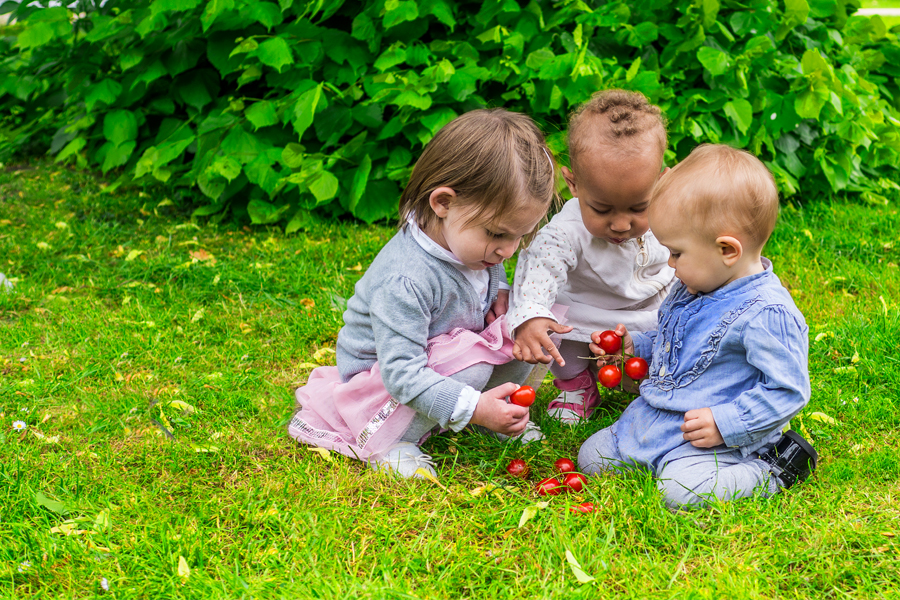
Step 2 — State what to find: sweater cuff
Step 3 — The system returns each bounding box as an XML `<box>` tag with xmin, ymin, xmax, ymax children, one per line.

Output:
<box><xmin>417</xmin><ymin>378</ymin><xmax>467</xmax><ymax>430</ymax></box>
<box><xmin>448</xmin><ymin>386</ymin><xmax>480</xmax><ymax>432</ymax></box>
<box><xmin>709</xmin><ymin>403</ymin><xmax>752</xmax><ymax>448</ymax></box>
<box><xmin>631</xmin><ymin>332</ymin><xmax>653</xmax><ymax>360</ymax></box>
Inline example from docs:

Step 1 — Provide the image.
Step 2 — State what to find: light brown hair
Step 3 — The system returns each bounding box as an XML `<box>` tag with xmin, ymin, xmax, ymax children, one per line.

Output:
<box><xmin>650</xmin><ymin>144</ymin><xmax>779</xmax><ymax>250</ymax></box>
<box><xmin>399</xmin><ymin>108</ymin><xmax>557</xmax><ymax>236</ymax></box>
<box><xmin>567</xmin><ymin>89</ymin><xmax>667</xmax><ymax>172</ymax></box>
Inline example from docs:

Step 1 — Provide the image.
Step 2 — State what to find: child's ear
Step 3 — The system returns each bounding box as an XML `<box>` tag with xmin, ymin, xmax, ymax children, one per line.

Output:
<box><xmin>561</xmin><ymin>166</ymin><xmax>578</xmax><ymax>197</ymax></box>
<box><xmin>716</xmin><ymin>235</ymin><xmax>743</xmax><ymax>266</ymax></box>
<box><xmin>428</xmin><ymin>187</ymin><xmax>457</xmax><ymax>218</ymax></box>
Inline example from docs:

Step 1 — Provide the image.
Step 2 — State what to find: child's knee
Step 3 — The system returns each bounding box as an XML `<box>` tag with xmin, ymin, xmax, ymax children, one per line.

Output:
<box><xmin>577</xmin><ymin>429</ymin><xmax>619</xmax><ymax>475</ymax></box>
<box><xmin>450</xmin><ymin>363</ymin><xmax>494</xmax><ymax>391</ymax></box>
<box><xmin>657</xmin><ymin>477</ymin><xmax>706</xmax><ymax>509</ymax></box>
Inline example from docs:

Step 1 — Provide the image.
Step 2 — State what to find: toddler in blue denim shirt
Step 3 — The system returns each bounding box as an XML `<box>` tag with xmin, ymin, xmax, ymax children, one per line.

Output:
<box><xmin>578</xmin><ymin>144</ymin><xmax>818</xmax><ymax>509</ymax></box>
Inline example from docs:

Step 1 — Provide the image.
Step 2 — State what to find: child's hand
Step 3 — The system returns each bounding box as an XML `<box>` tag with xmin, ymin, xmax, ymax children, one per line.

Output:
<box><xmin>588</xmin><ymin>324</ymin><xmax>634</xmax><ymax>364</ymax></box>
<box><xmin>680</xmin><ymin>408</ymin><xmax>725</xmax><ymax>447</ymax></box>
<box><xmin>486</xmin><ymin>290</ymin><xmax>509</xmax><ymax>324</ymax></box>
<box><xmin>469</xmin><ymin>382</ymin><xmax>531</xmax><ymax>436</ymax></box>
<box><xmin>513</xmin><ymin>317</ymin><xmax>574</xmax><ymax>365</ymax></box>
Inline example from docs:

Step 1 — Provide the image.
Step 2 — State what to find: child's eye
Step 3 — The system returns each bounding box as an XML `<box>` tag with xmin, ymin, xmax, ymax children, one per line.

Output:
<box><xmin>486</xmin><ymin>230</ymin><xmax>504</xmax><ymax>239</ymax></box>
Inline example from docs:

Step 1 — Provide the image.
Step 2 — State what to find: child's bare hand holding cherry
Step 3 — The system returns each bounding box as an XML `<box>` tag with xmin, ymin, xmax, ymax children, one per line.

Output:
<box><xmin>680</xmin><ymin>408</ymin><xmax>724</xmax><ymax>447</ymax></box>
<box><xmin>589</xmin><ymin>324</ymin><xmax>634</xmax><ymax>364</ymax></box>
<box><xmin>469</xmin><ymin>382</ymin><xmax>531</xmax><ymax>437</ymax></box>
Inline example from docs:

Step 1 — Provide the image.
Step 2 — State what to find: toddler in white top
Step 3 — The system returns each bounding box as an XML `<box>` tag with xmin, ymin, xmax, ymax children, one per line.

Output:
<box><xmin>509</xmin><ymin>90</ymin><xmax>676</xmax><ymax>423</ymax></box>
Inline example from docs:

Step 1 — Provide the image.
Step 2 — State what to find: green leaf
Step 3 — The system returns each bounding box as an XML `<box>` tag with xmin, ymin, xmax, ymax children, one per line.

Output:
<box><xmin>282</xmin><ymin>143</ymin><xmax>305</xmax><ymax>169</ymax></box>
<box><xmin>309</xmin><ymin>170</ymin><xmax>339</xmax><ymax>204</ymax></box>
<box><xmin>35</xmin><ymin>491</ymin><xmax>68</xmax><ymax>514</ymax></box>
<box><xmin>776</xmin><ymin>0</ymin><xmax>810</xmax><ymax>41</ymax></box>
<box><xmin>384</xmin><ymin>0</ymin><xmax>418</xmax><ymax>29</ymax></box>
<box><xmin>724</xmin><ymin>98</ymin><xmax>753</xmax><ymax>134</ymax></box>
<box><xmin>421</xmin><ymin>0</ymin><xmax>455</xmax><ymax>29</ymax></box>
<box><xmin>701</xmin><ymin>0</ymin><xmax>720</xmax><ymax>29</ymax></box>
<box><xmin>351</xmin><ymin>13</ymin><xmax>376</xmax><ymax>41</ymax></box>
<box><xmin>526</xmin><ymin>49</ymin><xmax>555</xmax><ymax>70</ymax></box>
<box><xmin>130</xmin><ymin>61</ymin><xmax>168</xmax><ymax>91</ymax></box>
<box><xmin>85</xmin><ymin>79</ymin><xmax>123</xmax><ymax>111</ymax></box>
<box><xmin>229</xmin><ymin>37</ymin><xmax>259</xmax><ymax>58</ymax></box>
<box><xmin>697</xmin><ymin>47</ymin><xmax>729</xmax><ymax>77</ymax></box>
<box><xmin>393</xmin><ymin>90</ymin><xmax>432</xmax><ymax>110</ymax></box>
<box><xmin>374</xmin><ymin>44</ymin><xmax>407</xmax><ymax>72</ymax></box>
<box><xmin>177</xmin><ymin>78</ymin><xmax>214</xmax><ymax>110</ymax></box>
<box><xmin>349</xmin><ymin>155</ymin><xmax>372</xmax><ymax>212</ymax></box>
<box><xmin>18</xmin><ymin>22</ymin><xmax>55</xmax><ymax>50</ymax></box>
<box><xmin>292</xmin><ymin>85</ymin><xmax>323</xmax><ymax>140</ymax></box>
<box><xmin>245</xmin><ymin>101</ymin><xmax>279</xmax><ymax>130</ymax></box>
<box><xmin>103</xmin><ymin>110</ymin><xmax>138</xmax><ymax>146</ymax></box>
<box><xmin>248</xmin><ymin>199</ymin><xmax>291</xmax><ymax>224</ymax></box>
<box><xmin>625</xmin><ymin>57</ymin><xmax>641</xmax><ymax>82</ymax></box>
<box><xmin>256</xmin><ymin>37</ymin><xmax>294</xmax><ymax>73</ymax></box>
<box><xmin>150</xmin><ymin>0</ymin><xmax>202</xmax><ymax>17</ymax></box>
<box><xmin>102</xmin><ymin>141</ymin><xmax>137</xmax><ymax>173</ymax></box>
<box><xmin>249</xmin><ymin>2</ymin><xmax>283</xmax><ymax>30</ymax></box>
<box><xmin>201</xmin><ymin>0</ymin><xmax>235</xmax><ymax>32</ymax></box>
<box><xmin>794</xmin><ymin>89</ymin><xmax>828</xmax><ymax>120</ymax></box>
<box><xmin>213</xmin><ymin>156</ymin><xmax>242</xmax><ymax>181</ymax></box>
<box><xmin>353</xmin><ymin>178</ymin><xmax>400</xmax><ymax>223</ymax></box>
<box><xmin>55</xmin><ymin>137</ymin><xmax>86</xmax><ymax>163</ymax></box>
<box><xmin>565</xmin><ymin>549</ymin><xmax>595</xmax><ymax>584</ymax></box>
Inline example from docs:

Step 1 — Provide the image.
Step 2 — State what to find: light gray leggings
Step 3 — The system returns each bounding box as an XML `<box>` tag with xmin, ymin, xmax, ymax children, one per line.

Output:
<box><xmin>400</xmin><ymin>359</ymin><xmax>534</xmax><ymax>443</ymax></box>
<box><xmin>550</xmin><ymin>339</ymin><xmax>595</xmax><ymax>381</ymax></box>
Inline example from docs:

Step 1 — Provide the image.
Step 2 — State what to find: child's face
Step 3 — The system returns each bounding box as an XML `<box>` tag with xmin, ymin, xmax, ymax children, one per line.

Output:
<box><xmin>650</xmin><ymin>208</ymin><xmax>733</xmax><ymax>295</ymax></box>
<box><xmin>429</xmin><ymin>191</ymin><xmax>546</xmax><ymax>271</ymax></box>
<box><xmin>564</xmin><ymin>148</ymin><xmax>662</xmax><ymax>244</ymax></box>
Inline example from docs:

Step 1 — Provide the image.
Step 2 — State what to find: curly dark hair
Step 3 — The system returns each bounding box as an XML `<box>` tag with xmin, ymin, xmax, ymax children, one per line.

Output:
<box><xmin>567</xmin><ymin>89</ymin><xmax>668</xmax><ymax>171</ymax></box>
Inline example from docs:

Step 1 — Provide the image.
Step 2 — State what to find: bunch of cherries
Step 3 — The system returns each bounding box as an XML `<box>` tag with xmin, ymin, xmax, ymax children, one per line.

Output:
<box><xmin>594</xmin><ymin>330</ymin><xmax>649</xmax><ymax>389</ymax></box>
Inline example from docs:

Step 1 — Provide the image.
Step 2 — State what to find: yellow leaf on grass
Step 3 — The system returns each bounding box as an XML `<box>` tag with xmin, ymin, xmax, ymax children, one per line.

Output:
<box><xmin>802</xmin><ymin>229</ymin><xmax>814</xmax><ymax>242</ymax></box>
<box><xmin>190</xmin><ymin>443</ymin><xmax>220</xmax><ymax>453</ymax></box>
<box><xmin>833</xmin><ymin>366</ymin><xmax>857</xmax><ymax>374</ymax></box>
<box><xmin>177</xmin><ymin>555</ymin><xmax>190</xmax><ymax>580</ymax></box>
<box><xmin>565</xmin><ymin>549</ymin><xmax>596</xmax><ymax>584</ymax></box>
<box><xmin>190</xmin><ymin>249</ymin><xmax>214</xmax><ymax>262</ymax></box>
<box><xmin>470</xmin><ymin>484</ymin><xmax>498</xmax><ymax>497</ymax></box>
<box><xmin>518</xmin><ymin>501</ymin><xmax>550</xmax><ymax>528</ymax></box>
<box><xmin>168</xmin><ymin>399</ymin><xmax>196</xmax><ymax>413</ymax></box>
<box><xmin>125</xmin><ymin>250</ymin><xmax>144</xmax><ymax>262</ymax></box>
<box><xmin>297</xmin><ymin>362</ymin><xmax>319</xmax><ymax>370</ymax></box>
<box><xmin>850</xmin><ymin>351</ymin><xmax>860</xmax><ymax>364</ymax></box>
<box><xmin>814</xmin><ymin>332</ymin><xmax>834</xmax><ymax>342</ymax></box>
<box><xmin>191</xmin><ymin>309</ymin><xmax>204</xmax><ymax>323</ymax></box>
<box><xmin>414</xmin><ymin>468</ymin><xmax>447</xmax><ymax>489</ymax></box>
<box><xmin>50</xmin><ymin>521</ymin><xmax>96</xmax><ymax>536</ymax></box>
<box><xmin>809</xmin><ymin>412</ymin><xmax>837</xmax><ymax>425</ymax></box>
<box><xmin>313</xmin><ymin>348</ymin><xmax>336</xmax><ymax>363</ymax></box>
<box><xmin>308</xmin><ymin>447</ymin><xmax>332</xmax><ymax>462</ymax></box>
<box><xmin>94</xmin><ymin>509</ymin><xmax>110</xmax><ymax>531</ymax></box>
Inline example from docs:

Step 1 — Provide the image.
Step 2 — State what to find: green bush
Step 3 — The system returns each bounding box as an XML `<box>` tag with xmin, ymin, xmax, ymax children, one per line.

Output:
<box><xmin>1</xmin><ymin>0</ymin><xmax>898</xmax><ymax>228</ymax></box>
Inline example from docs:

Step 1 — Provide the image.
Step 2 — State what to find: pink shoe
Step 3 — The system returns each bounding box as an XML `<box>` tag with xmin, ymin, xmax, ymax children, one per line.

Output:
<box><xmin>547</xmin><ymin>369</ymin><xmax>601</xmax><ymax>424</ymax></box>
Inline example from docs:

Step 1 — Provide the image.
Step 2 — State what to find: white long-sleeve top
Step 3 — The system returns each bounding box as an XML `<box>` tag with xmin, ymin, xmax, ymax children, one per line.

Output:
<box><xmin>508</xmin><ymin>198</ymin><xmax>676</xmax><ymax>342</ymax></box>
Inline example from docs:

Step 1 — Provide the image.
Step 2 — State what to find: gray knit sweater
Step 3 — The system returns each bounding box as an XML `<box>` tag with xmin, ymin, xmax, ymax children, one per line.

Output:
<box><xmin>336</xmin><ymin>227</ymin><xmax>503</xmax><ymax>428</ymax></box>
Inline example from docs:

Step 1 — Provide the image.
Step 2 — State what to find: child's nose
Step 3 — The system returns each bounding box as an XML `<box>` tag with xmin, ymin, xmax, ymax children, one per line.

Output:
<box><xmin>496</xmin><ymin>238</ymin><xmax>519</xmax><ymax>258</ymax></box>
<box><xmin>609</xmin><ymin>215</ymin><xmax>631</xmax><ymax>232</ymax></box>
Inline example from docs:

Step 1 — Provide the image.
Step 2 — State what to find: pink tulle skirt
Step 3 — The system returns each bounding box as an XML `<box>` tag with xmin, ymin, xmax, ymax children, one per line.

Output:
<box><xmin>289</xmin><ymin>315</ymin><xmax>518</xmax><ymax>461</ymax></box>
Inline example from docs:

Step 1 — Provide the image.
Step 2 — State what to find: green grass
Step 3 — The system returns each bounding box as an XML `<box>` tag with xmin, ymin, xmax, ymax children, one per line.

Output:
<box><xmin>1</xmin><ymin>161</ymin><xmax>899</xmax><ymax>599</ymax></box>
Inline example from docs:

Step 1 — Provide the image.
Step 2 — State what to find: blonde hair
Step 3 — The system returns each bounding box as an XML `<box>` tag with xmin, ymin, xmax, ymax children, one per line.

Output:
<box><xmin>399</xmin><ymin>109</ymin><xmax>557</xmax><ymax>236</ymax></box>
<box><xmin>651</xmin><ymin>144</ymin><xmax>779</xmax><ymax>250</ymax></box>
<box><xmin>567</xmin><ymin>89</ymin><xmax>668</xmax><ymax>172</ymax></box>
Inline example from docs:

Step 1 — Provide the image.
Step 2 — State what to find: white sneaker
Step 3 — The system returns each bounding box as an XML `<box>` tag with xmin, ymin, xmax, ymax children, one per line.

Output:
<box><xmin>369</xmin><ymin>442</ymin><xmax>437</xmax><ymax>479</ymax></box>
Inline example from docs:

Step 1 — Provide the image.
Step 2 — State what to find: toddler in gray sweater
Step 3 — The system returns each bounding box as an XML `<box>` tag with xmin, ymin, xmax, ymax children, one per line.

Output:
<box><xmin>290</xmin><ymin>109</ymin><xmax>558</xmax><ymax>479</ymax></box>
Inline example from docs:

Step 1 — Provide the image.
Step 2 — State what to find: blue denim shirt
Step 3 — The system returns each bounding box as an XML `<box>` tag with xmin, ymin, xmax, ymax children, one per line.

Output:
<box><xmin>626</xmin><ymin>258</ymin><xmax>810</xmax><ymax>458</ymax></box>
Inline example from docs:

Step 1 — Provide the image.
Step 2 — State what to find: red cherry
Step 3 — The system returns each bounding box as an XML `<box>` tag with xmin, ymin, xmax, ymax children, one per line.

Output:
<box><xmin>597</xmin><ymin>330</ymin><xmax>621</xmax><ymax>354</ymax></box>
<box><xmin>570</xmin><ymin>502</ymin><xmax>595</xmax><ymax>514</ymax></box>
<box><xmin>536</xmin><ymin>477</ymin><xmax>563</xmax><ymax>496</ymax></box>
<box><xmin>554</xmin><ymin>458</ymin><xmax>576</xmax><ymax>473</ymax></box>
<box><xmin>598</xmin><ymin>364</ymin><xmax>622</xmax><ymax>388</ymax></box>
<box><xmin>506</xmin><ymin>459</ymin><xmax>529</xmax><ymax>478</ymax></box>
<box><xmin>563</xmin><ymin>473</ymin><xmax>587</xmax><ymax>493</ymax></box>
<box><xmin>624</xmin><ymin>357</ymin><xmax>649</xmax><ymax>380</ymax></box>
<box><xmin>509</xmin><ymin>385</ymin><xmax>536</xmax><ymax>407</ymax></box>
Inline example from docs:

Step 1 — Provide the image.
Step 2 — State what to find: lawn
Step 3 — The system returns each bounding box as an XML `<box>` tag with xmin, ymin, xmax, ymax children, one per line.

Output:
<box><xmin>1</xmin><ymin>161</ymin><xmax>899</xmax><ymax>599</ymax></box>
